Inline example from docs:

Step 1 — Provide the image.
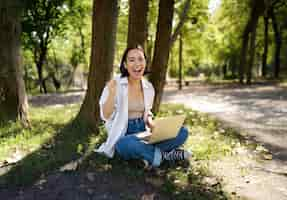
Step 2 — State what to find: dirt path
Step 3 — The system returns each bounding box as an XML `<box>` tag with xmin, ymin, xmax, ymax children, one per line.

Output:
<box><xmin>163</xmin><ymin>82</ymin><xmax>287</xmax><ymax>200</ymax></box>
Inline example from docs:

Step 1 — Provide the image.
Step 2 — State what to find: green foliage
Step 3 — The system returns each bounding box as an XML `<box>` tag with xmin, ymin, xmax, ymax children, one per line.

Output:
<box><xmin>168</xmin><ymin>0</ymin><xmax>210</xmax><ymax>78</ymax></box>
<box><xmin>114</xmin><ymin>0</ymin><xmax>129</xmax><ymax>65</ymax></box>
<box><xmin>21</xmin><ymin>0</ymin><xmax>70</xmax><ymax>50</ymax></box>
<box><xmin>20</xmin><ymin>0</ymin><xmax>287</xmax><ymax>93</ymax></box>
<box><xmin>21</xmin><ymin>0</ymin><xmax>92</xmax><ymax>93</ymax></box>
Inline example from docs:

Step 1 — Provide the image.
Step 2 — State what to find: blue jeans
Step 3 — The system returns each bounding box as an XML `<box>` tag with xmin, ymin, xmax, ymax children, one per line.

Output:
<box><xmin>115</xmin><ymin>118</ymin><xmax>189</xmax><ymax>167</ymax></box>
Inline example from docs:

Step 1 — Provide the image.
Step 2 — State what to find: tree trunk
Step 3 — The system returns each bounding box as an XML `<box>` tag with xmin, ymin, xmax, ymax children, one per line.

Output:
<box><xmin>223</xmin><ymin>64</ymin><xmax>227</xmax><ymax>78</ymax></box>
<box><xmin>0</xmin><ymin>0</ymin><xmax>29</xmax><ymax>126</ymax></box>
<box><xmin>127</xmin><ymin>0</ymin><xmax>149</xmax><ymax>49</ymax></box>
<box><xmin>270</xmin><ymin>8</ymin><xmax>281</xmax><ymax>79</ymax></box>
<box><xmin>76</xmin><ymin>0</ymin><xmax>119</xmax><ymax>132</ymax></box>
<box><xmin>67</xmin><ymin>65</ymin><xmax>78</xmax><ymax>88</ymax></box>
<box><xmin>67</xmin><ymin>28</ymin><xmax>86</xmax><ymax>89</ymax></box>
<box><xmin>239</xmin><ymin>0</ymin><xmax>265</xmax><ymax>84</ymax></box>
<box><xmin>239</xmin><ymin>24</ymin><xmax>250</xmax><ymax>84</ymax></box>
<box><xmin>246</xmin><ymin>17</ymin><xmax>258</xmax><ymax>84</ymax></box>
<box><xmin>149</xmin><ymin>0</ymin><xmax>174</xmax><ymax>113</ymax></box>
<box><xmin>170</xmin><ymin>0</ymin><xmax>191</xmax><ymax>47</ymax></box>
<box><xmin>34</xmin><ymin>36</ymin><xmax>48</xmax><ymax>93</ymax></box>
<box><xmin>178</xmin><ymin>31</ymin><xmax>183</xmax><ymax>90</ymax></box>
<box><xmin>146</xmin><ymin>34</ymin><xmax>153</xmax><ymax>66</ymax></box>
<box><xmin>262</xmin><ymin>14</ymin><xmax>269</xmax><ymax>77</ymax></box>
<box><xmin>35</xmin><ymin>61</ymin><xmax>47</xmax><ymax>93</ymax></box>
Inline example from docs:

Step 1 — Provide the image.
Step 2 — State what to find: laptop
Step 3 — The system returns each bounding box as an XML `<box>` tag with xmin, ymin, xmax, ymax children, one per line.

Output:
<box><xmin>136</xmin><ymin>115</ymin><xmax>186</xmax><ymax>144</ymax></box>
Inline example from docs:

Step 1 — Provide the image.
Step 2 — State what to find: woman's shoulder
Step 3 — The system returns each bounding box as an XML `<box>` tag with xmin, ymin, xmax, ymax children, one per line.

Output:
<box><xmin>113</xmin><ymin>74</ymin><xmax>128</xmax><ymax>84</ymax></box>
<box><xmin>142</xmin><ymin>78</ymin><xmax>154</xmax><ymax>90</ymax></box>
<box><xmin>113</xmin><ymin>74</ymin><xmax>121</xmax><ymax>82</ymax></box>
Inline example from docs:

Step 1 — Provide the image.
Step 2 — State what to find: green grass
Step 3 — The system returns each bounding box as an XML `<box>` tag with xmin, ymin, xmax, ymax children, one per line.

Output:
<box><xmin>0</xmin><ymin>105</ymin><xmax>79</xmax><ymax>163</ymax></box>
<box><xmin>0</xmin><ymin>104</ymin><xmax>99</xmax><ymax>186</ymax></box>
<box><xmin>0</xmin><ymin>103</ymin><xmax>249</xmax><ymax>199</ymax></box>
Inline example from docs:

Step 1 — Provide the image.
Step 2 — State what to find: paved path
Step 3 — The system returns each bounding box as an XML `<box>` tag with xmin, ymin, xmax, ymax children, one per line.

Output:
<box><xmin>163</xmin><ymin>82</ymin><xmax>287</xmax><ymax>200</ymax></box>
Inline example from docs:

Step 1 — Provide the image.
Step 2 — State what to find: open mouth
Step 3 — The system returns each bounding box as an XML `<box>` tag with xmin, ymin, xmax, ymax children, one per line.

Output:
<box><xmin>133</xmin><ymin>69</ymin><xmax>143</xmax><ymax>73</ymax></box>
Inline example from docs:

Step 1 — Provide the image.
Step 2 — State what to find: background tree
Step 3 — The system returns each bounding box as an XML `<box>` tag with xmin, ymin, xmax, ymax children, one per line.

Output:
<box><xmin>262</xmin><ymin>7</ymin><xmax>270</xmax><ymax>78</ymax></box>
<box><xmin>149</xmin><ymin>0</ymin><xmax>174</xmax><ymax>113</ymax></box>
<box><xmin>66</xmin><ymin>0</ymin><xmax>91</xmax><ymax>88</ymax></box>
<box><xmin>213</xmin><ymin>0</ymin><xmax>287</xmax><ymax>82</ymax></box>
<box><xmin>238</xmin><ymin>0</ymin><xmax>265</xmax><ymax>84</ymax></box>
<box><xmin>269</xmin><ymin>2</ymin><xmax>282</xmax><ymax>78</ymax></box>
<box><xmin>0</xmin><ymin>0</ymin><xmax>29</xmax><ymax>126</ymax></box>
<box><xmin>170</xmin><ymin>0</ymin><xmax>191</xmax><ymax>47</ymax></box>
<box><xmin>127</xmin><ymin>0</ymin><xmax>149</xmax><ymax>49</ymax></box>
<box><xmin>76</xmin><ymin>0</ymin><xmax>119</xmax><ymax>131</ymax></box>
<box><xmin>21</xmin><ymin>0</ymin><xmax>69</xmax><ymax>93</ymax></box>
<box><xmin>168</xmin><ymin>0</ymin><xmax>209</xmax><ymax>80</ymax></box>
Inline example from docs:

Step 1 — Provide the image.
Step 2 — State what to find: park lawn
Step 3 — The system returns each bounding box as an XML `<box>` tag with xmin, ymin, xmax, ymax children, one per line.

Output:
<box><xmin>0</xmin><ymin>103</ymin><xmax>251</xmax><ymax>199</ymax></box>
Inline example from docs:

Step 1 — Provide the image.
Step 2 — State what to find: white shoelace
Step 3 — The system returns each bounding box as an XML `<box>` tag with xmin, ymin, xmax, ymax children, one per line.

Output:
<box><xmin>162</xmin><ymin>149</ymin><xmax>185</xmax><ymax>161</ymax></box>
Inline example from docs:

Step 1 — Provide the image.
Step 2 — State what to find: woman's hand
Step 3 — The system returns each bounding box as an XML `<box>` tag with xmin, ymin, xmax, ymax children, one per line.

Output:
<box><xmin>102</xmin><ymin>79</ymin><xmax>117</xmax><ymax>120</ymax></box>
<box><xmin>107</xmin><ymin>79</ymin><xmax>117</xmax><ymax>96</ymax></box>
<box><xmin>146</xmin><ymin>116</ymin><xmax>155</xmax><ymax>132</ymax></box>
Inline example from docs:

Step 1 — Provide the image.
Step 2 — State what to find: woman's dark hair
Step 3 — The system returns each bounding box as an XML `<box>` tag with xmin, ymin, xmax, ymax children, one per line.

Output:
<box><xmin>119</xmin><ymin>44</ymin><xmax>150</xmax><ymax>77</ymax></box>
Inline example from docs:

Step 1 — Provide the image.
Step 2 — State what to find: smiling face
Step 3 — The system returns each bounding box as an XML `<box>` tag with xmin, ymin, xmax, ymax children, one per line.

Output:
<box><xmin>125</xmin><ymin>49</ymin><xmax>146</xmax><ymax>81</ymax></box>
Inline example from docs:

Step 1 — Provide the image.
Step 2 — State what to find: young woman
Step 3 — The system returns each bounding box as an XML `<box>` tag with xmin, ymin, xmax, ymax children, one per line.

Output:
<box><xmin>95</xmin><ymin>45</ymin><xmax>191</xmax><ymax>168</ymax></box>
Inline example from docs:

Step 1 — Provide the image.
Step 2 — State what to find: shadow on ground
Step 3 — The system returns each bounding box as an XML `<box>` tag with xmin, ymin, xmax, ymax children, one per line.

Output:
<box><xmin>0</xmin><ymin>119</ymin><xmax>91</xmax><ymax>187</ymax></box>
<box><xmin>0</xmin><ymin>154</ymin><xmax>231</xmax><ymax>200</ymax></box>
<box><xmin>0</xmin><ymin>123</ymin><xmax>231</xmax><ymax>200</ymax></box>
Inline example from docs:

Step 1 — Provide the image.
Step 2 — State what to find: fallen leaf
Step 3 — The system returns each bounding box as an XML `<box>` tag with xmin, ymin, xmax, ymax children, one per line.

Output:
<box><xmin>141</xmin><ymin>193</ymin><xmax>155</xmax><ymax>200</ymax></box>
<box><xmin>203</xmin><ymin>176</ymin><xmax>219</xmax><ymax>186</ymax></box>
<box><xmin>59</xmin><ymin>161</ymin><xmax>78</xmax><ymax>172</ymax></box>
<box><xmin>262</xmin><ymin>153</ymin><xmax>273</xmax><ymax>160</ymax></box>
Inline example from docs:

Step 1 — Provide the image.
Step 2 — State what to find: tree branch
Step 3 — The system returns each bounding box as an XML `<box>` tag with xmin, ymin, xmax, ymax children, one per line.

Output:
<box><xmin>170</xmin><ymin>0</ymin><xmax>191</xmax><ymax>47</ymax></box>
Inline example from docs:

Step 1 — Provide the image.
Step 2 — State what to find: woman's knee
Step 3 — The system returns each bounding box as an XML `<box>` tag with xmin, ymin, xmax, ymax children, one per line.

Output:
<box><xmin>115</xmin><ymin>136</ymin><xmax>138</xmax><ymax>157</ymax></box>
<box><xmin>177</xmin><ymin>126</ymin><xmax>189</xmax><ymax>143</ymax></box>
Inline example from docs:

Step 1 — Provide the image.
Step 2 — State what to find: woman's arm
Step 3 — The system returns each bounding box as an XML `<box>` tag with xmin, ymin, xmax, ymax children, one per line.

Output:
<box><xmin>146</xmin><ymin>114</ymin><xmax>155</xmax><ymax>131</ymax></box>
<box><xmin>101</xmin><ymin>80</ymin><xmax>117</xmax><ymax>120</ymax></box>
<box><xmin>145</xmin><ymin>81</ymin><xmax>155</xmax><ymax>130</ymax></box>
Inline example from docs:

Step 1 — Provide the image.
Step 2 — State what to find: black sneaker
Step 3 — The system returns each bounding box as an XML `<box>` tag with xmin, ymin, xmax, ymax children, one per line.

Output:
<box><xmin>161</xmin><ymin>149</ymin><xmax>191</xmax><ymax>162</ymax></box>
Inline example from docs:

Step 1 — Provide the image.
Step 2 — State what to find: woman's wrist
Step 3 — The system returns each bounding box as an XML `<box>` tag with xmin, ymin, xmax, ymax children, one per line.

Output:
<box><xmin>147</xmin><ymin>112</ymin><xmax>153</xmax><ymax>119</ymax></box>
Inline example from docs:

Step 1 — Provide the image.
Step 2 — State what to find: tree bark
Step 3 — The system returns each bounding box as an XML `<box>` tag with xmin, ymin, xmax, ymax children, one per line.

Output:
<box><xmin>0</xmin><ymin>0</ymin><xmax>29</xmax><ymax>126</ymax></box>
<box><xmin>149</xmin><ymin>0</ymin><xmax>174</xmax><ymax>113</ymax></box>
<box><xmin>146</xmin><ymin>34</ymin><xmax>153</xmax><ymax>66</ymax></box>
<box><xmin>178</xmin><ymin>31</ymin><xmax>183</xmax><ymax>90</ymax></box>
<box><xmin>262</xmin><ymin>14</ymin><xmax>269</xmax><ymax>77</ymax></box>
<box><xmin>246</xmin><ymin>17</ymin><xmax>258</xmax><ymax>84</ymax></box>
<box><xmin>76</xmin><ymin>0</ymin><xmax>119</xmax><ymax>131</ymax></box>
<box><xmin>270</xmin><ymin>8</ymin><xmax>281</xmax><ymax>79</ymax></box>
<box><xmin>239</xmin><ymin>23</ymin><xmax>250</xmax><ymax>84</ymax></box>
<box><xmin>223</xmin><ymin>64</ymin><xmax>227</xmax><ymax>78</ymax></box>
<box><xmin>33</xmin><ymin>34</ymin><xmax>49</xmax><ymax>93</ymax></box>
<box><xmin>127</xmin><ymin>0</ymin><xmax>149</xmax><ymax>49</ymax></box>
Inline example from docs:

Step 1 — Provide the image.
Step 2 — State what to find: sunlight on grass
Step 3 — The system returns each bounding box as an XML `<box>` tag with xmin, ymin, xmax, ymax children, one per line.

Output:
<box><xmin>0</xmin><ymin>104</ymin><xmax>80</xmax><ymax>164</ymax></box>
<box><xmin>157</xmin><ymin>104</ymin><xmax>240</xmax><ymax>161</ymax></box>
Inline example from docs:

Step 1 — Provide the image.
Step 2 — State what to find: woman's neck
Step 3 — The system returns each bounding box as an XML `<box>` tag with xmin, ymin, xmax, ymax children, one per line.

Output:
<box><xmin>128</xmin><ymin>77</ymin><xmax>141</xmax><ymax>87</ymax></box>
